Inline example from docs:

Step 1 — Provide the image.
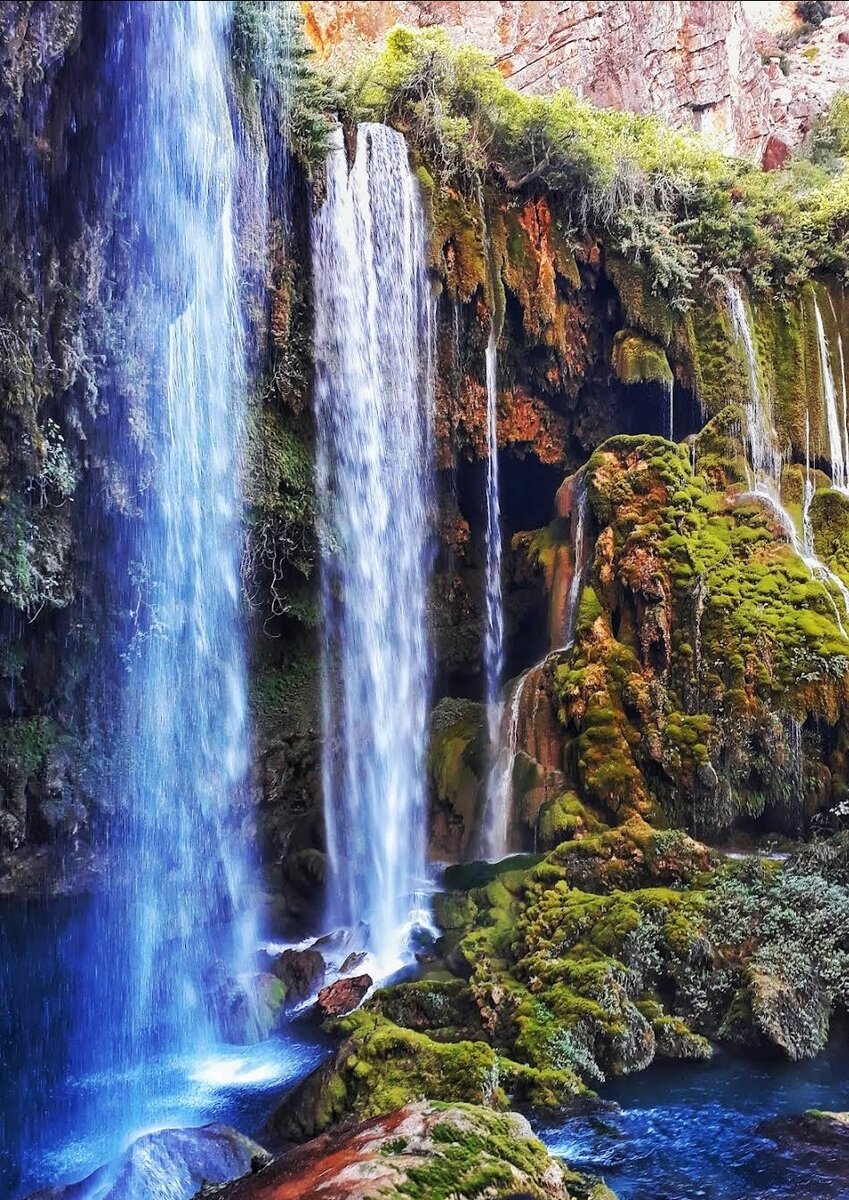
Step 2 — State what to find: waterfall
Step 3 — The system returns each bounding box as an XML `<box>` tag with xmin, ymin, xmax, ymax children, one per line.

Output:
<box><xmin>481</xmin><ymin>669</ymin><xmax>525</xmax><ymax>858</ymax></box>
<box><xmin>664</xmin><ymin>377</ymin><xmax>674</xmax><ymax>441</ymax></box>
<box><xmin>481</xmin><ymin>327</ymin><xmax>507</xmax><ymax>860</ymax></box>
<box><xmin>313</xmin><ymin>123</ymin><xmax>434</xmax><ymax>972</ymax></box>
<box><xmin>103</xmin><ymin>0</ymin><xmax>254</xmax><ymax>1070</ymax></box>
<box><xmin>726</xmin><ymin>281</ymin><xmax>849</xmax><ymax>626</ymax></box>
<box><xmin>803</xmin><ymin>409</ymin><xmax>816</xmax><ymax>557</ymax></box>
<box><xmin>727</xmin><ymin>282</ymin><xmax>784</xmax><ymax>489</ymax></box>
<box><xmin>814</xmin><ymin>295</ymin><xmax>849</xmax><ymax>494</ymax></box>
<box><xmin>563</xmin><ymin>479</ymin><xmax>589</xmax><ymax>650</ymax></box>
<box><xmin>480</xmin><ymin>474</ymin><xmax>589</xmax><ymax>860</ymax></box>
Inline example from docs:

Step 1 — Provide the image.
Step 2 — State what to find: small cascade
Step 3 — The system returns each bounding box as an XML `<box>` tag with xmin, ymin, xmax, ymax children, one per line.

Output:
<box><xmin>664</xmin><ymin>376</ymin><xmax>675</xmax><ymax>441</ymax></box>
<box><xmin>814</xmin><ymin>294</ymin><xmax>849</xmax><ymax>494</ymax></box>
<box><xmin>726</xmin><ymin>281</ymin><xmax>849</xmax><ymax>626</ymax></box>
<box><xmin>803</xmin><ymin>410</ymin><xmax>815</xmax><ymax>557</ymax></box>
<box><xmin>563</xmin><ymin>478</ymin><xmax>590</xmax><ymax>650</ymax></box>
<box><xmin>481</xmin><ymin>668</ymin><xmax>527</xmax><ymax>859</ymax></box>
<box><xmin>726</xmin><ymin>282</ymin><xmax>784</xmax><ymax>488</ymax></box>
<box><xmin>480</xmin><ymin>475</ymin><xmax>589</xmax><ymax>859</ymax></box>
<box><xmin>313</xmin><ymin>123</ymin><xmax>434</xmax><ymax>971</ymax></box>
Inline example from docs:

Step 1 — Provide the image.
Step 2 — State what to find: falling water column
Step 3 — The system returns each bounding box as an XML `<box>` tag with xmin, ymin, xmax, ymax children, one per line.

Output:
<box><xmin>480</xmin><ymin>327</ymin><xmax>508</xmax><ymax>859</ymax></box>
<box><xmin>65</xmin><ymin>0</ymin><xmax>257</xmax><ymax>1146</ymax></box>
<box><xmin>313</xmin><ymin>124</ymin><xmax>433</xmax><ymax>971</ymax></box>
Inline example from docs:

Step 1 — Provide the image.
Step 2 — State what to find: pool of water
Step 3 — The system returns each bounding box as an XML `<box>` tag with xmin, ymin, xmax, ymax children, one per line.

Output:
<box><xmin>0</xmin><ymin>897</ymin><xmax>328</xmax><ymax>1199</ymax></box>
<box><xmin>536</xmin><ymin>1046</ymin><xmax>849</xmax><ymax>1200</ymax></box>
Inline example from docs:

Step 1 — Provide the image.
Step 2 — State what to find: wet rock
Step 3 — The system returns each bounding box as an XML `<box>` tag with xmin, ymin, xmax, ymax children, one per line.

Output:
<box><xmin>25</xmin><ymin>1123</ymin><xmax>269</xmax><ymax>1200</ymax></box>
<box><xmin>214</xmin><ymin>1100</ymin><xmax>576</xmax><ymax>1198</ymax></box>
<box><xmin>339</xmin><ymin>949</ymin><xmax>367</xmax><ymax>973</ymax></box>
<box><xmin>210</xmin><ymin>968</ymin><xmax>285</xmax><ymax>1044</ymax></box>
<box><xmin>316</xmin><ymin>973</ymin><xmax>372</xmax><ymax>1018</ymax></box>
<box><xmin>758</xmin><ymin>1110</ymin><xmax>849</xmax><ymax>1188</ymax></box>
<box><xmin>271</xmin><ymin>948</ymin><xmax>325</xmax><ymax>1005</ymax></box>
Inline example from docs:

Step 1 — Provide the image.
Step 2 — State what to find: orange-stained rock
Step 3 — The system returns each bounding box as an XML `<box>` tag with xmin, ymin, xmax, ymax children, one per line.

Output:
<box><xmin>210</xmin><ymin>1101</ymin><xmax>569</xmax><ymax>1199</ymax></box>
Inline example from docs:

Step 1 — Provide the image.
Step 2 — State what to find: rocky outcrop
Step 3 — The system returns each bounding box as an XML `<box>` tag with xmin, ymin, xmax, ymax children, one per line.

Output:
<box><xmin>302</xmin><ymin>0</ymin><xmax>849</xmax><ymax>161</ymax></box>
<box><xmin>26</xmin><ymin>1124</ymin><xmax>269</xmax><ymax>1200</ymax></box>
<box><xmin>213</xmin><ymin>1100</ymin><xmax>599</xmax><ymax>1200</ymax></box>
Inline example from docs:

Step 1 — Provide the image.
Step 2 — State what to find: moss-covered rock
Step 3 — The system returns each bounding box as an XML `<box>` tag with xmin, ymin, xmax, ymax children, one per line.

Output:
<box><xmin>222</xmin><ymin>1100</ymin><xmax>613</xmax><ymax>1199</ymax></box>
<box><xmin>611</xmin><ymin>330</ymin><xmax>672</xmax><ymax>387</ymax></box>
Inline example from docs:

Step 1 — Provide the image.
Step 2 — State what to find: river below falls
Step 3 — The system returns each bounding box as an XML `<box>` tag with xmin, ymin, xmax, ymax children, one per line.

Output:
<box><xmin>536</xmin><ymin>1044</ymin><xmax>849</xmax><ymax>1200</ymax></box>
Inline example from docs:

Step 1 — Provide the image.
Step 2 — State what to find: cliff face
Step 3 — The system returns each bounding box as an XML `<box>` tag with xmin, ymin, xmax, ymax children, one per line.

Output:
<box><xmin>302</xmin><ymin>0</ymin><xmax>849</xmax><ymax>162</ymax></box>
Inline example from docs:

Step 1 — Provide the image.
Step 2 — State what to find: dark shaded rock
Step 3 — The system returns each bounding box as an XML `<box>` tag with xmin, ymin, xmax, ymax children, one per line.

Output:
<box><xmin>25</xmin><ymin>1123</ymin><xmax>268</xmax><ymax>1200</ymax></box>
<box><xmin>758</xmin><ymin>1110</ymin><xmax>849</xmax><ymax>1188</ymax></box>
<box><xmin>722</xmin><ymin>972</ymin><xmax>831</xmax><ymax>1061</ymax></box>
<box><xmin>339</xmin><ymin>949</ymin><xmax>367</xmax><ymax>973</ymax></box>
<box><xmin>271</xmin><ymin>948</ymin><xmax>325</xmax><ymax>1004</ymax></box>
<box><xmin>316</xmin><ymin>973</ymin><xmax>372</xmax><ymax>1018</ymax></box>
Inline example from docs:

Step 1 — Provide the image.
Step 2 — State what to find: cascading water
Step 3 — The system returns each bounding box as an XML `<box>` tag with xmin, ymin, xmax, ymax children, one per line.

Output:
<box><xmin>664</xmin><ymin>377</ymin><xmax>675</xmax><ymax>442</ymax></box>
<box><xmin>726</xmin><ymin>281</ymin><xmax>849</xmax><ymax>626</ymax></box>
<box><xmin>481</xmin><ymin>327</ymin><xmax>507</xmax><ymax>860</ymax></box>
<box><xmin>481</xmin><ymin>475</ymin><xmax>590</xmax><ymax>860</ymax></box>
<box><xmin>0</xmin><ymin>7</ymin><xmax>268</xmax><ymax>1191</ymax></box>
<box><xmin>112</xmin><ymin>0</ymin><xmax>254</xmax><ymax>1058</ymax></box>
<box><xmin>313</xmin><ymin>123</ymin><xmax>434</xmax><ymax>972</ymax></box>
<box><xmin>814</xmin><ymin>294</ymin><xmax>849</xmax><ymax>494</ymax></box>
<box><xmin>563</xmin><ymin>479</ymin><xmax>589</xmax><ymax>650</ymax></box>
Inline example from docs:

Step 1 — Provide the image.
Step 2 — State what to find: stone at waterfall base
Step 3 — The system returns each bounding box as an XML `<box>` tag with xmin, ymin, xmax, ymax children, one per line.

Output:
<box><xmin>316</xmin><ymin>973</ymin><xmax>372</xmax><ymax>1018</ymax></box>
<box><xmin>24</xmin><ymin>1124</ymin><xmax>269</xmax><ymax>1200</ymax></box>
<box><xmin>195</xmin><ymin>1100</ymin><xmax>608</xmax><ymax>1199</ymax></box>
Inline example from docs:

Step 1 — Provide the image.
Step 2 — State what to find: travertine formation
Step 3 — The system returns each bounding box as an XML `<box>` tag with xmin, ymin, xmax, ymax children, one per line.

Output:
<box><xmin>302</xmin><ymin>0</ymin><xmax>849</xmax><ymax>161</ymax></box>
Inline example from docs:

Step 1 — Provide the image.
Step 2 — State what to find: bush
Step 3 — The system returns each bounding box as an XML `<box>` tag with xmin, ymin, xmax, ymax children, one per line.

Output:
<box><xmin>336</xmin><ymin>29</ymin><xmax>849</xmax><ymax>303</ymax></box>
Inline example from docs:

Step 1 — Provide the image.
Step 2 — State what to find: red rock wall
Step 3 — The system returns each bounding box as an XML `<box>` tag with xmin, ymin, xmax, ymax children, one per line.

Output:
<box><xmin>302</xmin><ymin>0</ymin><xmax>849</xmax><ymax>163</ymax></box>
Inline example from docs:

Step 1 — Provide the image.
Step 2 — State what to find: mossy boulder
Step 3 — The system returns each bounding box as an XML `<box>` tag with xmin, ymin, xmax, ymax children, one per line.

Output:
<box><xmin>223</xmin><ymin>1101</ymin><xmax>611</xmax><ymax>1199</ymax></box>
<box><xmin>611</xmin><ymin>330</ymin><xmax>672</xmax><ymax>387</ymax></box>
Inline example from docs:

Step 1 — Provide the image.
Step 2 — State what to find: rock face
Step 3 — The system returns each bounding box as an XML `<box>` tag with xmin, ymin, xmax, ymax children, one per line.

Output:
<box><xmin>302</xmin><ymin>0</ymin><xmax>849</xmax><ymax>160</ymax></box>
<box><xmin>25</xmin><ymin>1124</ymin><xmax>269</xmax><ymax>1200</ymax></box>
<box><xmin>213</xmin><ymin>1100</ymin><xmax>582</xmax><ymax>1199</ymax></box>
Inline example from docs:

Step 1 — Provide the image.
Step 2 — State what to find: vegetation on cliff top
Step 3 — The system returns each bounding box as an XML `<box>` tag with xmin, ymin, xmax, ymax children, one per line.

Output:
<box><xmin>336</xmin><ymin>27</ymin><xmax>849</xmax><ymax>304</ymax></box>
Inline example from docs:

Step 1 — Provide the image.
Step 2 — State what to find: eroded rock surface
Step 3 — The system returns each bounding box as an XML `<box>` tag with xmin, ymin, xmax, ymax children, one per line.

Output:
<box><xmin>211</xmin><ymin>1100</ymin><xmax>597</xmax><ymax>1199</ymax></box>
<box><xmin>303</xmin><ymin>0</ymin><xmax>849</xmax><ymax>160</ymax></box>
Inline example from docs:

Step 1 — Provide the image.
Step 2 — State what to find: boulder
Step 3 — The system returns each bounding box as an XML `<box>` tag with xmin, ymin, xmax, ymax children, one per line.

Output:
<box><xmin>204</xmin><ymin>1101</ymin><xmax>579</xmax><ymax>1198</ymax></box>
<box><xmin>758</xmin><ymin>1110</ymin><xmax>849</xmax><ymax>1190</ymax></box>
<box><xmin>25</xmin><ymin>1123</ymin><xmax>269</xmax><ymax>1200</ymax></box>
<box><xmin>316</xmin><ymin>973</ymin><xmax>372</xmax><ymax>1018</ymax></box>
<box><xmin>271</xmin><ymin>948</ymin><xmax>325</xmax><ymax>1005</ymax></box>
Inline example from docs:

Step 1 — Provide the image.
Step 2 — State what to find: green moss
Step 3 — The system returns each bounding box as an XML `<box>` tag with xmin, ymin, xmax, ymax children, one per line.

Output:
<box><xmin>607</xmin><ymin>255</ymin><xmax>675</xmax><ymax>345</ymax></box>
<box><xmin>611</xmin><ymin>329</ymin><xmax>673</xmax><ymax>386</ymax></box>
<box><xmin>250</xmin><ymin>653</ymin><xmax>318</xmax><ymax>728</ymax></box>
<box><xmin>0</xmin><ymin>716</ymin><xmax>57</xmax><ymax>776</ymax></box>
<box><xmin>339</xmin><ymin>27</ymin><xmax>849</xmax><ymax>303</ymax></box>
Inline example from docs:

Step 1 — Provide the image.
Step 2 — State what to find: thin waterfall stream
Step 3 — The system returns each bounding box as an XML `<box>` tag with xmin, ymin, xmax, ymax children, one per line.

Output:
<box><xmin>480</xmin><ymin>326</ymin><xmax>507</xmax><ymax>860</ymax></box>
<box><xmin>313</xmin><ymin>123</ymin><xmax>435</xmax><ymax>973</ymax></box>
<box><xmin>814</xmin><ymin>293</ymin><xmax>849</xmax><ymax>494</ymax></box>
<box><xmin>726</xmin><ymin>281</ymin><xmax>849</xmax><ymax>627</ymax></box>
